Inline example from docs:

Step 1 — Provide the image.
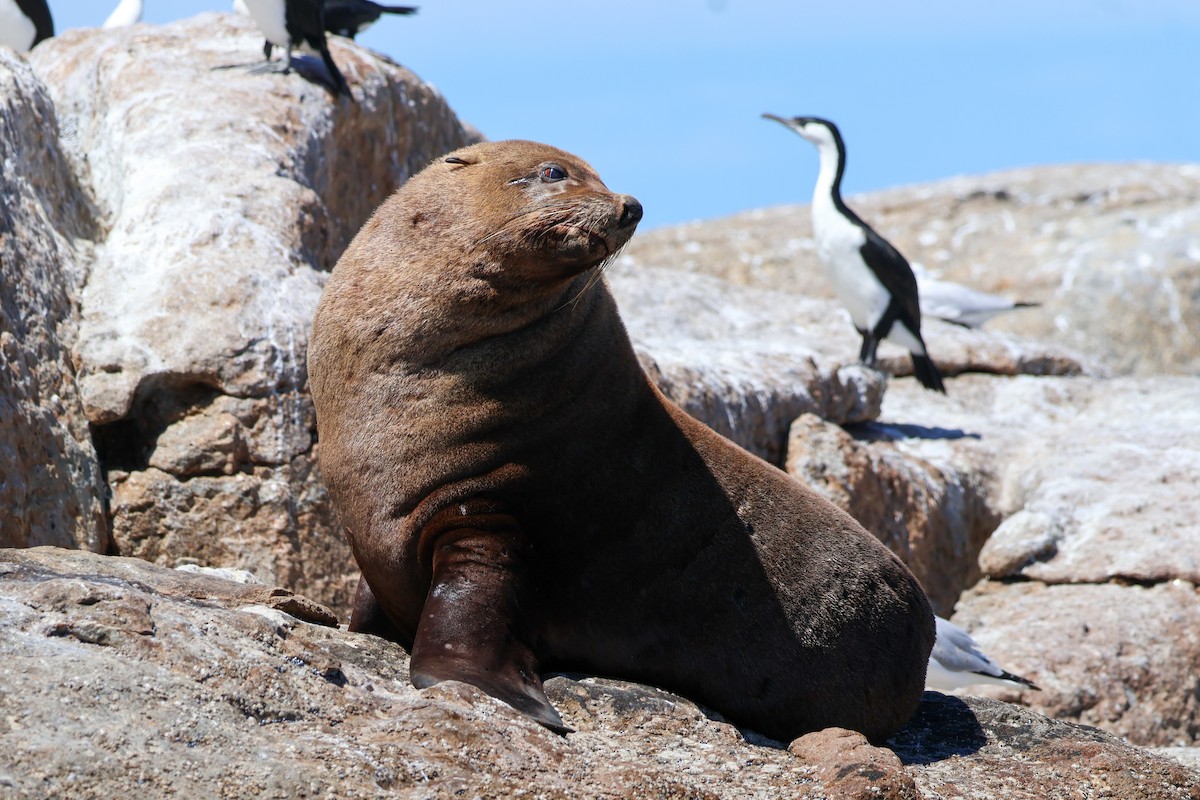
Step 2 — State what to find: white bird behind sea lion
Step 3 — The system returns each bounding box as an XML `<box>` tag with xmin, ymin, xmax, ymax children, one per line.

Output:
<box><xmin>914</xmin><ymin>266</ymin><xmax>1039</xmax><ymax>329</ymax></box>
<box><xmin>927</xmin><ymin>615</ymin><xmax>1039</xmax><ymax>691</ymax></box>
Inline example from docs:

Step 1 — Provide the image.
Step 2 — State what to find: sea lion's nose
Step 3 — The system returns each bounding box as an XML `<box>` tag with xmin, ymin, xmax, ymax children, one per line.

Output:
<box><xmin>618</xmin><ymin>197</ymin><xmax>643</xmax><ymax>228</ymax></box>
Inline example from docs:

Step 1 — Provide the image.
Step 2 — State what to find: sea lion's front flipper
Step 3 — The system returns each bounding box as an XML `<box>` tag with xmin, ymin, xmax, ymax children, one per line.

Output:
<box><xmin>410</xmin><ymin>508</ymin><xmax>569</xmax><ymax>734</ymax></box>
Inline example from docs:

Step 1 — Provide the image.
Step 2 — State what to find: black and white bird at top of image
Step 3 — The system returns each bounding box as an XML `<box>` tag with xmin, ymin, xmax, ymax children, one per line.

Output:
<box><xmin>239</xmin><ymin>0</ymin><xmax>351</xmax><ymax>96</ymax></box>
<box><xmin>0</xmin><ymin>0</ymin><xmax>53</xmax><ymax>52</ymax></box>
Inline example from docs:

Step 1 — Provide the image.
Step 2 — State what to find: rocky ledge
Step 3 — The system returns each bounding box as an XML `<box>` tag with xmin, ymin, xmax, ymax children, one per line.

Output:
<box><xmin>2</xmin><ymin>548</ymin><xmax>1196</xmax><ymax>799</ymax></box>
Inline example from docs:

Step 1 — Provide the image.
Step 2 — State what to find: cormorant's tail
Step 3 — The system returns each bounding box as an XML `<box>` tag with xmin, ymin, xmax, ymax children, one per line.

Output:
<box><xmin>910</xmin><ymin>352</ymin><xmax>946</xmax><ymax>393</ymax></box>
<box><xmin>380</xmin><ymin>5</ymin><xmax>419</xmax><ymax>13</ymax></box>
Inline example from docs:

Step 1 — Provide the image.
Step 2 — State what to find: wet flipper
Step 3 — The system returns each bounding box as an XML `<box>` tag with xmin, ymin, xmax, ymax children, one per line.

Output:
<box><xmin>410</xmin><ymin>505</ymin><xmax>569</xmax><ymax>734</ymax></box>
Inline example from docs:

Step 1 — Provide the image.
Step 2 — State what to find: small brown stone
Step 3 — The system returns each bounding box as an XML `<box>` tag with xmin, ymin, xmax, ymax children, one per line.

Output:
<box><xmin>789</xmin><ymin>727</ymin><xmax>919</xmax><ymax>800</ymax></box>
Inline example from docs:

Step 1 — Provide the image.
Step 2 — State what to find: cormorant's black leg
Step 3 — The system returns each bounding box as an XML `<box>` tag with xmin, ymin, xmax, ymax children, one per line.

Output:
<box><xmin>858</xmin><ymin>331</ymin><xmax>879</xmax><ymax>366</ymax></box>
<box><xmin>317</xmin><ymin>42</ymin><xmax>351</xmax><ymax>96</ymax></box>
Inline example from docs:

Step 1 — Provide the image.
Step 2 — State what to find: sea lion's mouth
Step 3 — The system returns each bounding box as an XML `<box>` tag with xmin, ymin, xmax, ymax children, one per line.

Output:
<box><xmin>545</xmin><ymin>221</ymin><xmax>614</xmax><ymax>262</ymax></box>
<box><xmin>475</xmin><ymin>195</ymin><xmax>635</xmax><ymax>279</ymax></box>
<box><xmin>578</xmin><ymin>226</ymin><xmax>612</xmax><ymax>255</ymax></box>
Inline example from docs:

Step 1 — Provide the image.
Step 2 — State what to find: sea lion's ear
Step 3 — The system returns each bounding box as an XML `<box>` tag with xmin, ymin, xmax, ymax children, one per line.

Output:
<box><xmin>445</xmin><ymin>156</ymin><xmax>472</xmax><ymax>166</ymax></box>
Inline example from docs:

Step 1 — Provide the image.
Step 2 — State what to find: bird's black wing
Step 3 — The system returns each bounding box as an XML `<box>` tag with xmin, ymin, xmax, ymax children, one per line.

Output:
<box><xmin>323</xmin><ymin>0</ymin><xmax>374</xmax><ymax>37</ymax></box>
<box><xmin>324</xmin><ymin>1</ymin><xmax>417</xmax><ymax>38</ymax></box>
<box><xmin>857</xmin><ymin>225</ymin><xmax>923</xmax><ymax>333</ymax></box>
<box><xmin>283</xmin><ymin>0</ymin><xmax>351</xmax><ymax>95</ymax></box>
<box><xmin>285</xmin><ymin>0</ymin><xmax>326</xmax><ymax>47</ymax></box>
<box><xmin>20</xmin><ymin>0</ymin><xmax>54</xmax><ymax>44</ymax></box>
<box><xmin>860</xmin><ymin>224</ymin><xmax>946</xmax><ymax>391</ymax></box>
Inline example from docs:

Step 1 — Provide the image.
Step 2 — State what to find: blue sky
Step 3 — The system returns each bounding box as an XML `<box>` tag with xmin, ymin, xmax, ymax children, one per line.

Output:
<box><xmin>48</xmin><ymin>1</ymin><xmax>1200</xmax><ymax>229</ymax></box>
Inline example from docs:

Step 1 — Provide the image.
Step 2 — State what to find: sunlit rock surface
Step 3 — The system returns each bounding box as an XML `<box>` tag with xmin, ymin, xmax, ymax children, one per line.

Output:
<box><xmin>14</xmin><ymin>14</ymin><xmax>477</xmax><ymax>613</ymax></box>
<box><xmin>2</xmin><ymin>548</ymin><xmax>1195</xmax><ymax>799</ymax></box>
<box><xmin>0</xmin><ymin>51</ymin><xmax>106</xmax><ymax>553</ymax></box>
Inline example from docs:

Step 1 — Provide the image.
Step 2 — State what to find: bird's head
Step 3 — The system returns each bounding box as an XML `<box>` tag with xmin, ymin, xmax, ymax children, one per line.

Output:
<box><xmin>762</xmin><ymin>113</ymin><xmax>843</xmax><ymax>151</ymax></box>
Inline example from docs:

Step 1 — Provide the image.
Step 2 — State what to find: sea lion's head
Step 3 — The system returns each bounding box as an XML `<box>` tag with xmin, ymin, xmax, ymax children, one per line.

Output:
<box><xmin>398</xmin><ymin>140</ymin><xmax>643</xmax><ymax>283</ymax></box>
<box><xmin>319</xmin><ymin>140</ymin><xmax>643</xmax><ymax>360</ymax></box>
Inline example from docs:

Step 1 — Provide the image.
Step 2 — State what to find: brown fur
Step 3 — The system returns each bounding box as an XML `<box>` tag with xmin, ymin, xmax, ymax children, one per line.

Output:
<box><xmin>307</xmin><ymin>139</ymin><xmax>934</xmax><ymax>743</ymax></box>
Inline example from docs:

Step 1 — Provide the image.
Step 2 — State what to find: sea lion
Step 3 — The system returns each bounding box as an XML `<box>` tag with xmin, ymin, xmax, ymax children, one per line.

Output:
<box><xmin>307</xmin><ymin>139</ymin><xmax>935</xmax><ymax>743</ymax></box>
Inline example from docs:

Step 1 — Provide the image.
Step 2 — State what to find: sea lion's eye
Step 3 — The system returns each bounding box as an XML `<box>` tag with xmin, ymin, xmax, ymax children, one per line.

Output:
<box><xmin>540</xmin><ymin>165</ymin><xmax>567</xmax><ymax>182</ymax></box>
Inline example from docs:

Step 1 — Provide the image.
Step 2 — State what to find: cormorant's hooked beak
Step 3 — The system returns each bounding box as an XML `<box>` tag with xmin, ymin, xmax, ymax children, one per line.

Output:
<box><xmin>762</xmin><ymin>112</ymin><xmax>795</xmax><ymax>129</ymax></box>
<box><xmin>763</xmin><ymin>112</ymin><xmax>820</xmax><ymax>140</ymax></box>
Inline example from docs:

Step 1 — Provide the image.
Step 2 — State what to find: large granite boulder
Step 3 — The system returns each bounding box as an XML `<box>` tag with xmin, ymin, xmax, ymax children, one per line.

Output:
<box><xmin>954</xmin><ymin>579</ymin><xmax>1200</xmax><ymax>749</ymax></box>
<box><xmin>10</xmin><ymin>14</ymin><xmax>477</xmax><ymax>613</ymax></box>
<box><xmin>0</xmin><ymin>51</ymin><xmax>107</xmax><ymax>553</ymax></box>
<box><xmin>607</xmin><ymin>263</ymin><xmax>1089</xmax><ymax>465</ymax></box>
<box><xmin>2</xmin><ymin>547</ymin><xmax>1195</xmax><ymax>799</ymax></box>
<box><xmin>31</xmin><ymin>14</ymin><xmax>471</xmax><ymax>424</ymax></box>
<box><xmin>787</xmin><ymin>373</ymin><xmax>1200</xmax><ymax>747</ymax></box>
<box><xmin>784</xmin><ymin>412</ymin><xmax>998</xmax><ymax>615</ymax></box>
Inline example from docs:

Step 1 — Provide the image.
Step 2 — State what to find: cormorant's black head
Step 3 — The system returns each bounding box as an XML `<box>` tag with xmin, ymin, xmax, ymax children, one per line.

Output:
<box><xmin>762</xmin><ymin>113</ymin><xmax>844</xmax><ymax>154</ymax></box>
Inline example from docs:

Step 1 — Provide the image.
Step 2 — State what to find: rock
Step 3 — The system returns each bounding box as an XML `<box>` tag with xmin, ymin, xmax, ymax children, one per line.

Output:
<box><xmin>2</xmin><ymin>547</ymin><xmax>1196</xmax><ymax>799</ymax></box>
<box><xmin>889</xmin><ymin>693</ymin><xmax>1200</xmax><ymax>800</ymax></box>
<box><xmin>174</xmin><ymin>563</ymin><xmax>263</xmax><ymax>585</ymax></box>
<box><xmin>610</xmin><ymin>265</ymin><xmax>888</xmax><ymax>463</ymax></box>
<box><xmin>28</xmin><ymin>14</ymin><xmax>474</xmax><ymax>424</ymax></box>
<box><xmin>622</xmin><ymin>163</ymin><xmax>1200</xmax><ymax>377</ymax></box>
<box><xmin>1158</xmin><ymin>749</ymin><xmax>1200</xmax><ymax>773</ymax></box>
<box><xmin>789</xmin><ymin>727</ymin><xmax>919</xmax><ymax>800</ymax></box>
<box><xmin>880</xmin><ymin>374</ymin><xmax>1200</xmax><ymax>586</ymax></box>
<box><xmin>147</xmin><ymin>399</ymin><xmax>248</xmax><ymax>477</ymax></box>
<box><xmin>106</xmin><ymin>454</ymin><xmax>354</xmax><ymax>616</ymax></box>
<box><xmin>608</xmin><ymin>264</ymin><xmax>1082</xmax><ymax>465</ymax></box>
<box><xmin>11</xmin><ymin>15</ymin><xmax>478</xmax><ymax>614</ymax></box>
<box><xmin>948</xmin><ymin>579</ymin><xmax>1200</xmax><ymax>749</ymax></box>
<box><xmin>821</xmin><ymin>373</ymin><xmax>1200</xmax><ymax>747</ymax></box>
<box><xmin>610</xmin><ymin>256</ymin><xmax>1093</xmax><ymax>394</ymax></box>
<box><xmin>0</xmin><ymin>52</ymin><xmax>107</xmax><ymax>553</ymax></box>
<box><xmin>785</xmin><ymin>413</ymin><xmax>998</xmax><ymax>615</ymax></box>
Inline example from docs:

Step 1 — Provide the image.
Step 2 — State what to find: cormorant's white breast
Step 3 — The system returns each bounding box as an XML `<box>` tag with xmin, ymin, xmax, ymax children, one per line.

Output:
<box><xmin>241</xmin><ymin>0</ymin><xmax>290</xmax><ymax>48</ymax></box>
<box><xmin>0</xmin><ymin>0</ymin><xmax>53</xmax><ymax>52</ymax></box>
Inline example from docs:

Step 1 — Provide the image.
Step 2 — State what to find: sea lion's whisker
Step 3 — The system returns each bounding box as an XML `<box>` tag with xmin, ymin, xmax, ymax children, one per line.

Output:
<box><xmin>554</xmin><ymin>241</ymin><xmax>618</xmax><ymax>313</ymax></box>
<box><xmin>475</xmin><ymin>203</ymin><xmax>579</xmax><ymax>247</ymax></box>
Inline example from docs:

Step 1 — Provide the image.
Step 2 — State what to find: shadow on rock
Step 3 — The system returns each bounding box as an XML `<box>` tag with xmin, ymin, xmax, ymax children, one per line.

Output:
<box><xmin>854</xmin><ymin>421</ymin><xmax>983</xmax><ymax>442</ymax></box>
<box><xmin>887</xmin><ymin>692</ymin><xmax>987</xmax><ymax>765</ymax></box>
